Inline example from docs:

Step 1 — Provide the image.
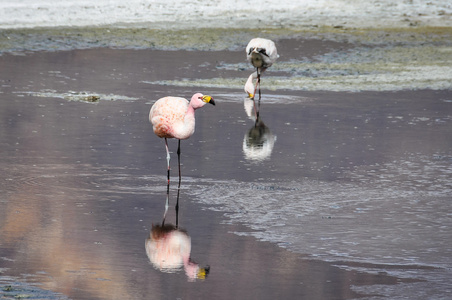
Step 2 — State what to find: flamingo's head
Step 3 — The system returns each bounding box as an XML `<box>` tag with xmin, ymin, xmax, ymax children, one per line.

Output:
<box><xmin>190</xmin><ymin>93</ymin><xmax>215</xmax><ymax>109</ymax></box>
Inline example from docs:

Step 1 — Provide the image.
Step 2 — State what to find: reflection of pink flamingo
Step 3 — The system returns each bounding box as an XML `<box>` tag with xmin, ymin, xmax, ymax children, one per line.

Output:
<box><xmin>244</xmin><ymin>38</ymin><xmax>278</xmax><ymax>99</ymax></box>
<box><xmin>149</xmin><ymin>93</ymin><xmax>215</xmax><ymax>185</ymax></box>
<box><xmin>145</xmin><ymin>224</ymin><xmax>209</xmax><ymax>281</ymax></box>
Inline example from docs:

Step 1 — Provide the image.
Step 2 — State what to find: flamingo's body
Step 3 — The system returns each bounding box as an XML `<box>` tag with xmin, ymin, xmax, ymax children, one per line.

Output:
<box><xmin>149</xmin><ymin>93</ymin><xmax>215</xmax><ymax>183</ymax></box>
<box><xmin>246</xmin><ymin>38</ymin><xmax>278</xmax><ymax>69</ymax></box>
<box><xmin>150</xmin><ymin>94</ymin><xmax>214</xmax><ymax>140</ymax></box>
<box><xmin>244</xmin><ymin>38</ymin><xmax>279</xmax><ymax>99</ymax></box>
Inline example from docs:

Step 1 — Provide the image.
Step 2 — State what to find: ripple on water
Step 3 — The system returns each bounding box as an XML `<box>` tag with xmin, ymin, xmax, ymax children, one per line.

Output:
<box><xmin>0</xmin><ymin>275</ymin><xmax>69</xmax><ymax>299</ymax></box>
<box><xmin>1</xmin><ymin>152</ymin><xmax>451</xmax><ymax>298</ymax></box>
<box><xmin>184</xmin><ymin>152</ymin><xmax>452</xmax><ymax>271</ymax></box>
<box><xmin>13</xmin><ymin>90</ymin><xmax>139</xmax><ymax>103</ymax></box>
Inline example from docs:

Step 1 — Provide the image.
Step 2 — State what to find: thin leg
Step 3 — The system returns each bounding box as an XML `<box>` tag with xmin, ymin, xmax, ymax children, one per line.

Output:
<box><xmin>252</xmin><ymin>91</ymin><xmax>258</xmax><ymax>120</ymax></box>
<box><xmin>175</xmin><ymin>184</ymin><xmax>180</xmax><ymax>228</ymax></box>
<box><xmin>176</xmin><ymin>140</ymin><xmax>181</xmax><ymax>228</ymax></box>
<box><xmin>252</xmin><ymin>68</ymin><xmax>261</xmax><ymax>119</ymax></box>
<box><xmin>162</xmin><ymin>181</ymin><xmax>169</xmax><ymax>225</ymax></box>
<box><xmin>177</xmin><ymin>139</ymin><xmax>181</xmax><ymax>189</ymax></box>
<box><xmin>164</xmin><ymin>138</ymin><xmax>170</xmax><ymax>184</ymax></box>
<box><xmin>257</xmin><ymin>71</ymin><xmax>261</xmax><ymax>101</ymax></box>
<box><xmin>257</xmin><ymin>70</ymin><xmax>261</xmax><ymax>118</ymax></box>
<box><xmin>253</xmin><ymin>68</ymin><xmax>259</xmax><ymax>100</ymax></box>
<box><xmin>162</xmin><ymin>138</ymin><xmax>171</xmax><ymax>225</ymax></box>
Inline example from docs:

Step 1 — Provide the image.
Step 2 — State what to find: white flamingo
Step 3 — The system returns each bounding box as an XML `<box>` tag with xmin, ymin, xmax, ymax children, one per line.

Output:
<box><xmin>244</xmin><ymin>38</ymin><xmax>279</xmax><ymax>99</ymax></box>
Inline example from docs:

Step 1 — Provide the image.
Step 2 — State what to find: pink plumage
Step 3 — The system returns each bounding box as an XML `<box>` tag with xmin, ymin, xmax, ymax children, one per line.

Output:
<box><xmin>149</xmin><ymin>93</ymin><xmax>215</xmax><ymax>140</ymax></box>
<box><xmin>149</xmin><ymin>93</ymin><xmax>215</xmax><ymax>183</ymax></box>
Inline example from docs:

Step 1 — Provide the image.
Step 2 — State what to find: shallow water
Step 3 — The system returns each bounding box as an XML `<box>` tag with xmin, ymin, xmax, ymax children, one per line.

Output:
<box><xmin>0</xmin><ymin>46</ymin><xmax>451</xmax><ymax>299</ymax></box>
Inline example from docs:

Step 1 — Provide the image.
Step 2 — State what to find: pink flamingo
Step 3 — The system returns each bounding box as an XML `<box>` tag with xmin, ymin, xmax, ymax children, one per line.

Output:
<box><xmin>149</xmin><ymin>93</ymin><xmax>215</xmax><ymax>185</ymax></box>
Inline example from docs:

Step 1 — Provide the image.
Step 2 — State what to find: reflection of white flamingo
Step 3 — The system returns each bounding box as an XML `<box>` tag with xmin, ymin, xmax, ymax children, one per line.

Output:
<box><xmin>244</xmin><ymin>38</ymin><xmax>278</xmax><ymax>99</ymax></box>
<box><xmin>243</xmin><ymin>115</ymin><xmax>277</xmax><ymax>162</ymax></box>
<box><xmin>244</xmin><ymin>97</ymin><xmax>257</xmax><ymax>121</ymax></box>
<box><xmin>149</xmin><ymin>93</ymin><xmax>215</xmax><ymax>185</ymax></box>
<box><xmin>145</xmin><ymin>224</ymin><xmax>209</xmax><ymax>281</ymax></box>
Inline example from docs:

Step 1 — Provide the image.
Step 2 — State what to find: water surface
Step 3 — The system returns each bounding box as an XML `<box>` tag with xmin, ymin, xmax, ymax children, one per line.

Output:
<box><xmin>0</xmin><ymin>46</ymin><xmax>451</xmax><ymax>299</ymax></box>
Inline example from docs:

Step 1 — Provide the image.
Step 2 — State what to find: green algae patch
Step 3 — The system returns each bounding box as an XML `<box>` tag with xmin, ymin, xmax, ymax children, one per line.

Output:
<box><xmin>0</xmin><ymin>27</ymin><xmax>281</xmax><ymax>53</ymax></box>
<box><xmin>142</xmin><ymin>40</ymin><xmax>452</xmax><ymax>92</ymax></box>
<box><xmin>1</xmin><ymin>25</ymin><xmax>451</xmax><ymax>91</ymax></box>
<box><xmin>1</xmin><ymin>26</ymin><xmax>451</xmax><ymax>54</ymax></box>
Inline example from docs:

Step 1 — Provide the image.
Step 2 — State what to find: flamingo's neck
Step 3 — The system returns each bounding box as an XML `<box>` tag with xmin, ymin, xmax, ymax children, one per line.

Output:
<box><xmin>186</xmin><ymin>103</ymin><xmax>196</xmax><ymax>116</ymax></box>
<box><xmin>172</xmin><ymin>104</ymin><xmax>195</xmax><ymax>140</ymax></box>
<box><xmin>245</xmin><ymin>71</ymin><xmax>258</xmax><ymax>98</ymax></box>
<box><xmin>184</xmin><ymin>259</ymin><xmax>200</xmax><ymax>281</ymax></box>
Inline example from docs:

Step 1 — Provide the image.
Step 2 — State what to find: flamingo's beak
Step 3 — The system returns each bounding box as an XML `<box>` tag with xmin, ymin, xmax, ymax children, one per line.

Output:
<box><xmin>197</xmin><ymin>265</ymin><xmax>210</xmax><ymax>279</ymax></box>
<box><xmin>202</xmin><ymin>95</ymin><xmax>215</xmax><ymax>106</ymax></box>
